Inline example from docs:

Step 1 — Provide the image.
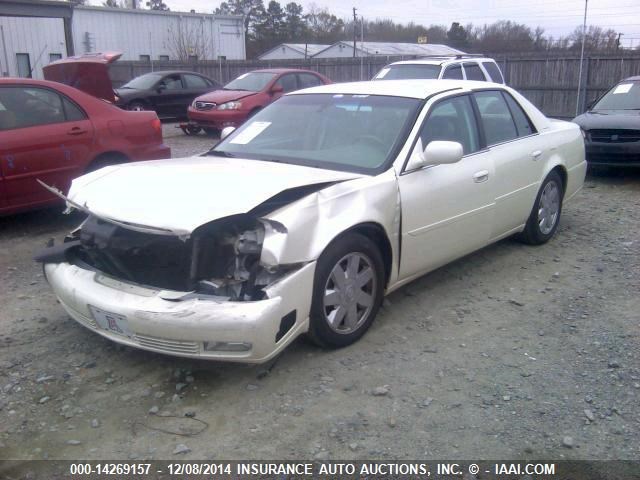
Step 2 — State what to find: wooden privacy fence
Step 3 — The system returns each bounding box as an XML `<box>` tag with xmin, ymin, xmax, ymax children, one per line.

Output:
<box><xmin>109</xmin><ymin>52</ymin><xmax>640</xmax><ymax>119</ymax></box>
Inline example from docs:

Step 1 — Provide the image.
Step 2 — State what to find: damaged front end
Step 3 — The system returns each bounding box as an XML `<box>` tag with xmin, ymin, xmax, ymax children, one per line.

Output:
<box><xmin>38</xmin><ymin>213</ymin><xmax>298</xmax><ymax>302</ymax></box>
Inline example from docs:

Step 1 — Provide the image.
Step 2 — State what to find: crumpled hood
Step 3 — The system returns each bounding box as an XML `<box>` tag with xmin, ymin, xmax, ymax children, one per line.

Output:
<box><xmin>67</xmin><ymin>156</ymin><xmax>362</xmax><ymax>236</ymax></box>
<box><xmin>573</xmin><ymin>110</ymin><xmax>640</xmax><ymax>130</ymax></box>
<box><xmin>194</xmin><ymin>89</ymin><xmax>257</xmax><ymax>104</ymax></box>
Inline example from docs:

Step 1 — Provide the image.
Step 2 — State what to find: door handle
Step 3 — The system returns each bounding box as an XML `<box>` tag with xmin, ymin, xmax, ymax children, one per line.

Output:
<box><xmin>531</xmin><ymin>150</ymin><xmax>543</xmax><ymax>159</ymax></box>
<box><xmin>67</xmin><ymin>127</ymin><xmax>87</xmax><ymax>136</ymax></box>
<box><xmin>473</xmin><ymin>170</ymin><xmax>489</xmax><ymax>183</ymax></box>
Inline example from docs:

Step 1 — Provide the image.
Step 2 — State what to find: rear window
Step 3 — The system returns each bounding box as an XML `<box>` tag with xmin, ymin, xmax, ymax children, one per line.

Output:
<box><xmin>464</xmin><ymin>63</ymin><xmax>486</xmax><ymax>81</ymax></box>
<box><xmin>482</xmin><ymin>62</ymin><xmax>504</xmax><ymax>84</ymax></box>
<box><xmin>374</xmin><ymin>64</ymin><xmax>441</xmax><ymax>80</ymax></box>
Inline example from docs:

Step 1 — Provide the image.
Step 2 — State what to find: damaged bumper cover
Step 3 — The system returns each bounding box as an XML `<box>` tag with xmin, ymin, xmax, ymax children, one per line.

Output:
<box><xmin>44</xmin><ymin>260</ymin><xmax>315</xmax><ymax>362</ymax></box>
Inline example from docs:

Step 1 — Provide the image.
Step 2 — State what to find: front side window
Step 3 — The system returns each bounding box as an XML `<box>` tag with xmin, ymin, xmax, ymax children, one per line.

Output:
<box><xmin>474</xmin><ymin>90</ymin><xmax>518</xmax><ymax>145</ymax></box>
<box><xmin>275</xmin><ymin>74</ymin><xmax>298</xmax><ymax>93</ymax></box>
<box><xmin>161</xmin><ymin>75</ymin><xmax>183</xmax><ymax>90</ymax></box>
<box><xmin>211</xmin><ymin>93</ymin><xmax>421</xmax><ymax>173</ymax></box>
<box><xmin>297</xmin><ymin>73</ymin><xmax>323</xmax><ymax>89</ymax></box>
<box><xmin>0</xmin><ymin>86</ymin><xmax>71</xmax><ymax>130</ymax></box>
<box><xmin>464</xmin><ymin>62</ymin><xmax>486</xmax><ymax>81</ymax></box>
<box><xmin>442</xmin><ymin>65</ymin><xmax>463</xmax><ymax>80</ymax></box>
<box><xmin>413</xmin><ymin>95</ymin><xmax>480</xmax><ymax>158</ymax></box>
<box><xmin>374</xmin><ymin>64</ymin><xmax>442</xmax><ymax>80</ymax></box>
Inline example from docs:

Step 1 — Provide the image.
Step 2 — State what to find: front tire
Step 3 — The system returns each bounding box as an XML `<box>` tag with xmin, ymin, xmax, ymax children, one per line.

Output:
<box><xmin>307</xmin><ymin>233</ymin><xmax>384</xmax><ymax>348</ymax></box>
<box><xmin>517</xmin><ymin>170</ymin><xmax>564</xmax><ymax>245</ymax></box>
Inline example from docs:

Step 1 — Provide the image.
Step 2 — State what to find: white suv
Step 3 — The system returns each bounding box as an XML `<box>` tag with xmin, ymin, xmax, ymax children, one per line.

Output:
<box><xmin>373</xmin><ymin>55</ymin><xmax>505</xmax><ymax>84</ymax></box>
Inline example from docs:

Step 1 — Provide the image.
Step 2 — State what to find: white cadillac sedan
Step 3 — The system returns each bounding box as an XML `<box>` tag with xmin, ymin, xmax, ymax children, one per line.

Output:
<box><xmin>37</xmin><ymin>80</ymin><xmax>586</xmax><ymax>362</ymax></box>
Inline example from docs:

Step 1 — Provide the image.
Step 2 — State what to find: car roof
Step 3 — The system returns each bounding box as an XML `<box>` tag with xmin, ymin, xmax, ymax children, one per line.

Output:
<box><xmin>246</xmin><ymin>68</ymin><xmax>321</xmax><ymax>74</ymax></box>
<box><xmin>289</xmin><ymin>79</ymin><xmax>504</xmax><ymax>99</ymax></box>
<box><xmin>134</xmin><ymin>70</ymin><xmax>209</xmax><ymax>77</ymax></box>
<box><xmin>0</xmin><ymin>77</ymin><xmax>66</xmax><ymax>87</ymax></box>
<box><xmin>387</xmin><ymin>57</ymin><xmax>495</xmax><ymax>67</ymax></box>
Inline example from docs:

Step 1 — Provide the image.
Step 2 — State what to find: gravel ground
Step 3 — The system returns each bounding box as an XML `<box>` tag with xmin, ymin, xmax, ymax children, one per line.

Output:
<box><xmin>0</xmin><ymin>127</ymin><xmax>638</xmax><ymax>464</ymax></box>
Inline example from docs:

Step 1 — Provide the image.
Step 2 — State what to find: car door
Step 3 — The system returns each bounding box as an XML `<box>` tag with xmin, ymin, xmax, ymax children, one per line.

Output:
<box><xmin>0</xmin><ymin>85</ymin><xmax>93</xmax><ymax>209</ymax></box>
<box><xmin>473</xmin><ymin>90</ymin><xmax>541</xmax><ymax>239</ymax></box>
<box><xmin>397</xmin><ymin>94</ymin><xmax>495</xmax><ymax>280</ymax></box>
<box><xmin>149</xmin><ymin>74</ymin><xmax>185</xmax><ymax>117</ymax></box>
<box><xmin>181</xmin><ymin>73</ymin><xmax>214</xmax><ymax>115</ymax></box>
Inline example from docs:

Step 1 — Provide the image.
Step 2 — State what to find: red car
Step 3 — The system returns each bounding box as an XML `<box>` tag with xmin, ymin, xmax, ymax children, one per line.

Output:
<box><xmin>185</xmin><ymin>69</ymin><xmax>331</xmax><ymax>134</ymax></box>
<box><xmin>0</xmin><ymin>77</ymin><xmax>170</xmax><ymax>216</ymax></box>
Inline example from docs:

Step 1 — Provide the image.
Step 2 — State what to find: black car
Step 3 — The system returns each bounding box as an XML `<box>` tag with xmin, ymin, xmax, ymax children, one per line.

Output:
<box><xmin>573</xmin><ymin>76</ymin><xmax>640</xmax><ymax>168</ymax></box>
<box><xmin>115</xmin><ymin>71</ymin><xmax>220</xmax><ymax>118</ymax></box>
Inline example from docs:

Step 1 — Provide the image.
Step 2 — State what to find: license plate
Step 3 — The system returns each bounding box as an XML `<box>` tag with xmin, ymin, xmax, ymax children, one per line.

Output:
<box><xmin>89</xmin><ymin>305</ymin><xmax>133</xmax><ymax>338</ymax></box>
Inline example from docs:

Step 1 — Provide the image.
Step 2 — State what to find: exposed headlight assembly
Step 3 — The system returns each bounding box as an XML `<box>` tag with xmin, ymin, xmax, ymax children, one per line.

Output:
<box><xmin>218</xmin><ymin>101</ymin><xmax>242</xmax><ymax>110</ymax></box>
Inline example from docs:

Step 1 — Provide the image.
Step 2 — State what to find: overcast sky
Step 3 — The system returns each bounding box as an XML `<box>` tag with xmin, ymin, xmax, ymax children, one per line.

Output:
<box><xmin>93</xmin><ymin>0</ymin><xmax>640</xmax><ymax>48</ymax></box>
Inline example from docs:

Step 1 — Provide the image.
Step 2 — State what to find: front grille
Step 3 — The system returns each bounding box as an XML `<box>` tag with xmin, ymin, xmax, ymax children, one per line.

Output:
<box><xmin>134</xmin><ymin>334</ymin><xmax>200</xmax><ymax>355</ymax></box>
<box><xmin>589</xmin><ymin>129</ymin><xmax>640</xmax><ymax>143</ymax></box>
<box><xmin>195</xmin><ymin>101</ymin><xmax>216</xmax><ymax>111</ymax></box>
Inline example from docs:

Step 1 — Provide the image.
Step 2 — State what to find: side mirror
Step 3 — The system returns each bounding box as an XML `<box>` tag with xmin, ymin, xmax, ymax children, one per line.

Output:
<box><xmin>270</xmin><ymin>84</ymin><xmax>284</xmax><ymax>94</ymax></box>
<box><xmin>407</xmin><ymin>140</ymin><xmax>463</xmax><ymax>170</ymax></box>
<box><xmin>423</xmin><ymin>140</ymin><xmax>463</xmax><ymax>166</ymax></box>
<box><xmin>220</xmin><ymin>126</ymin><xmax>236</xmax><ymax>140</ymax></box>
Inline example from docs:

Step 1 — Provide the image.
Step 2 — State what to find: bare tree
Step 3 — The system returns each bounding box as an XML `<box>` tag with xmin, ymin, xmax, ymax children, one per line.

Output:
<box><xmin>165</xmin><ymin>19</ymin><xmax>212</xmax><ymax>61</ymax></box>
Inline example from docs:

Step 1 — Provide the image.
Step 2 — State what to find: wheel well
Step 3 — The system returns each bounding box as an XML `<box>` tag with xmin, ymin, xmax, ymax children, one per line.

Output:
<box><xmin>86</xmin><ymin>151</ymin><xmax>129</xmax><ymax>173</ymax></box>
<box><xmin>345</xmin><ymin>223</ymin><xmax>393</xmax><ymax>286</ymax></box>
<box><xmin>550</xmin><ymin>165</ymin><xmax>568</xmax><ymax>194</ymax></box>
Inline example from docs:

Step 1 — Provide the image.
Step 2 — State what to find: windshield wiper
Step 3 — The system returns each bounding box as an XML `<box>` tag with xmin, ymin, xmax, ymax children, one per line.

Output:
<box><xmin>206</xmin><ymin>150</ymin><xmax>236</xmax><ymax>157</ymax></box>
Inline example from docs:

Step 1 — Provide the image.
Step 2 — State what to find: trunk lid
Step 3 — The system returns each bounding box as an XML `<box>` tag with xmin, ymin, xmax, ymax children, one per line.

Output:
<box><xmin>43</xmin><ymin>52</ymin><xmax>121</xmax><ymax>103</ymax></box>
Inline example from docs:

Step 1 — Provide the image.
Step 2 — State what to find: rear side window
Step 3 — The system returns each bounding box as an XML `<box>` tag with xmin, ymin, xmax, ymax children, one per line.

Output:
<box><xmin>503</xmin><ymin>92</ymin><xmax>535</xmax><ymax>136</ymax></box>
<box><xmin>62</xmin><ymin>97</ymin><xmax>87</xmax><ymax>122</ymax></box>
<box><xmin>482</xmin><ymin>62</ymin><xmax>504</xmax><ymax>84</ymax></box>
<box><xmin>474</xmin><ymin>90</ymin><xmax>518</xmax><ymax>145</ymax></box>
<box><xmin>183</xmin><ymin>74</ymin><xmax>210</xmax><ymax>89</ymax></box>
<box><xmin>442</xmin><ymin>65</ymin><xmax>463</xmax><ymax>79</ymax></box>
<box><xmin>464</xmin><ymin>62</ymin><xmax>487</xmax><ymax>81</ymax></box>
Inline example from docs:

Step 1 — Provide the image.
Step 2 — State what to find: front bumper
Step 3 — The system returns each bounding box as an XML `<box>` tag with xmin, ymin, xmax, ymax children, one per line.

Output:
<box><xmin>187</xmin><ymin>107</ymin><xmax>248</xmax><ymax>129</ymax></box>
<box><xmin>585</xmin><ymin>141</ymin><xmax>640</xmax><ymax>167</ymax></box>
<box><xmin>44</xmin><ymin>261</ymin><xmax>315</xmax><ymax>363</ymax></box>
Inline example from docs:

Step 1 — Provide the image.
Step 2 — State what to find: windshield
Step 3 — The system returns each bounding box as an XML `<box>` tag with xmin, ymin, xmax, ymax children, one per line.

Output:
<box><xmin>211</xmin><ymin>93</ymin><xmax>421</xmax><ymax>173</ymax></box>
<box><xmin>592</xmin><ymin>81</ymin><xmax>640</xmax><ymax>110</ymax></box>
<box><xmin>224</xmin><ymin>72</ymin><xmax>277</xmax><ymax>92</ymax></box>
<box><xmin>374</xmin><ymin>64</ymin><xmax>442</xmax><ymax>80</ymax></box>
<box><xmin>121</xmin><ymin>73</ymin><xmax>163</xmax><ymax>90</ymax></box>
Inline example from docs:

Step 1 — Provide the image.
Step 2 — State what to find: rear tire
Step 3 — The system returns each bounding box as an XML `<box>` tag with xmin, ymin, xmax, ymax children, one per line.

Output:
<box><xmin>128</xmin><ymin>101</ymin><xmax>147</xmax><ymax>112</ymax></box>
<box><xmin>86</xmin><ymin>154</ymin><xmax>128</xmax><ymax>173</ymax></box>
<box><xmin>307</xmin><ymin>233</ymin><xmax>384</xmax><ymax>348</ymax></box>
<box><xmin>517</xmin><ymin>170</ymin><xmax>564</xmax><ymax>245</ymax></box>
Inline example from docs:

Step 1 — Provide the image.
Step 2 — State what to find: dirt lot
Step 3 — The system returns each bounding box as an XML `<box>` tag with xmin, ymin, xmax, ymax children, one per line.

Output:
<box><xmin>1</xmin><ymin>124</ymin><xmax>639</xmax><ymax>463</ymax></box>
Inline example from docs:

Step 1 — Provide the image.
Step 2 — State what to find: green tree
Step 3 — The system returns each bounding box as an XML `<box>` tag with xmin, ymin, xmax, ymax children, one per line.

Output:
<box><xmin>304</xmin><ymin>6</ymin><xmax>344</xmax><ymax>43</ymax></box>
<box><xmin>146</xmin><ymin>0</ymin><xmax>169</xmax><ymax>10</ymax></box>
<box><xmin>284</xmin><ymin>2</ymin><xmax>307</xmax><ymax>42</ymax></box>
<box><xmin>447</xmin><ymin>22</ymin><xmax>470</xmax><ymax>50</ymax></box>
<box><xmin>103</xmin><ymin>0</ymin><xmax>123</xmax><ymax>7</ymax></box>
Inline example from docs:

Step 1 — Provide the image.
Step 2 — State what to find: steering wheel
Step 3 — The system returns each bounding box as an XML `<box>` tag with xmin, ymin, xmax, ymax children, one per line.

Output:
<box><xmin>353</xmin><ymin>134</ymin><xmax>387</xmax><ymax>151</ymax></box>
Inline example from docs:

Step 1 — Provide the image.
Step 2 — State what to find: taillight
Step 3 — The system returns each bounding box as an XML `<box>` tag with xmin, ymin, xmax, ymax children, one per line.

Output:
<box><xmin>151</xmin><ymin>118</ymin><xmax>162</xmax><ymax>137</ymax></box>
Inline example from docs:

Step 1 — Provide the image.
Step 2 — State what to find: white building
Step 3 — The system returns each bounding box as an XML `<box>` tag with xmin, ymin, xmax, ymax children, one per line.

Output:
<box><xmin>0</xmin><ymin>1</ymin><xmax>245</xmax><ymax>79</ymax></box>
<box><xmin>258</xmin><ymin>43</ymin><xmax>330</xmax><ymax>60</ymax></box>
<box><xmin>313</xmin><ymin>41</ymin><xmax>464</xmax><ymax>58</ymax></box>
